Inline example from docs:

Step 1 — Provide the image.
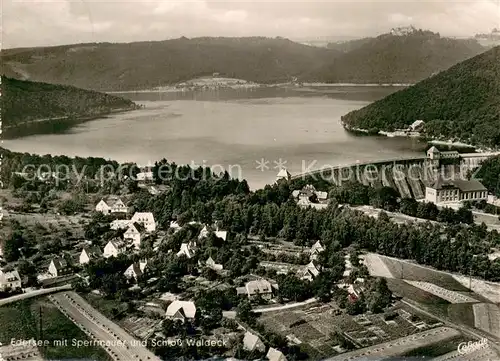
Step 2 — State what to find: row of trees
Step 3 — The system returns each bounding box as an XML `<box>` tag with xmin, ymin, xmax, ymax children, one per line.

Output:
<box><xmin>129</xmin><ymin>160</ymin><xmax>500</xmax><ymax>281</ymax></box>
<box><xmin>329</xmin><ymin>180</ymin><xmax>475</xmax><ymax>224</ymax></box>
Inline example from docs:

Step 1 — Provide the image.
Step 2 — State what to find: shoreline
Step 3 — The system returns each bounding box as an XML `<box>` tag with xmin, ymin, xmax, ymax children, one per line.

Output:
<box><xmin>343</xmin><ymin>126</ymin><xmax>482</xmax><ymax>150</ymax></box>
<box><xmin>106</xmin><ymin>82</ymin><xmax>412</xmax><ymax>94</ymax></box>
<box><xmin>2</xmin><ymin>107</ymin><xmax>139</xmax><ymax>140</ymax></box>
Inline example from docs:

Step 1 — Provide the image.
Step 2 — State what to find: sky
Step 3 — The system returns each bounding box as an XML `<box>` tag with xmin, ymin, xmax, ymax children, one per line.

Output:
<box><xmin>3</xmin><ymin>0</ymin><xmax>500</xmax><ymax>48</ymax></box>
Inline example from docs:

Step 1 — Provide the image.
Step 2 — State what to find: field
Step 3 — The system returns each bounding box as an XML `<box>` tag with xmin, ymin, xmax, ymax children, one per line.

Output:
<box><xmin>360</xmin><ymin>253</ymin><xmax>394</xmax><ymax>278</ymax></box>
<box><xmin>473</xmin><ymin>303</ymin><xmax>500</xmax><ymax>338</ymax></box>
<box><xmin>375</xmin><ymin>254</ymin><xmax>471</xmax><ymax>292</ymax></box>
<box><xmin>386</xmin><ymin>279</ymin><xmax>451</xmax><ymax>306</ymax></box>
<box><xmin>258</xmin><ymin>301</ymin><xmax>441</xmax><ymax>360</ymax></box>
<box><xmin>0</xmin><ymin>297</ymin><xmax>111</xmax><ymax>360</ymax></box>
<box><xmin>395</xmin><ymin>334</ymin><xmax>470</xmax><ymax>358</ymax></box>
<box><xmin>81</xmin><ymin>292</ymin><xmax>130</xmax><ymax>320</ymax></box>
<box><xmin>6</xmin><ymin>211</ymin><xmax>86</xmax><ymax>237</ymax></box>
<box><xmin>447</xmin><ymin>303</ymin><xmax>476</xmax><ymax>328</ymax></box>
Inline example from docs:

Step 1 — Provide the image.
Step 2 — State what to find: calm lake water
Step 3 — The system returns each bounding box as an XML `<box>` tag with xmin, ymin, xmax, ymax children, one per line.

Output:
<box><xmin>4</xmin><ymin>86</ymin><xmax>426</xmax><ymax>189</ymax></box>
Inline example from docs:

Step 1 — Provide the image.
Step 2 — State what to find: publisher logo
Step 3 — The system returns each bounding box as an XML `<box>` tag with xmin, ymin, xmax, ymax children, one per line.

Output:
<box><xmin>457</xmin><ymin>338</ymin><xmax>488</xmax><ymax>355</ymax></box>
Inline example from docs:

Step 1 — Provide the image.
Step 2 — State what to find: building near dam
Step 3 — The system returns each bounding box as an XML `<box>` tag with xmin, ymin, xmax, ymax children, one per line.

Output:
<box><xmin>426</xmin><ymin>146</ymin><xmax>460</xmax><ymax>161</ymax></box>
<box><xmin>425</xmin><ymin>178</ymin><xmax>488</xmax><ymax>204</ymax></box>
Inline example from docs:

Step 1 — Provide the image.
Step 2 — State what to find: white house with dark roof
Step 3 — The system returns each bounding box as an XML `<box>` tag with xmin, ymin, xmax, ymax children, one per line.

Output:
<box><xmin>124</xmin><ymin>260</ymin><xmax>148</xmax><ymax>280</ymax></box>
<box><xmin>95</xmin><ymin>197</ymin><xmax>127</xmax><ymax>214</ymax></box>
<box><xmin>103</xmin><ymin>239</ymin><xmax>127</xmax><ymax>258</ymax></box>
<box><xmin>297</xmin><ymin>261</ymin><xmax>320</xmax><ymax>281</ymax></box>
<box><xmin>242</xmin><ymin>331</ymin><xmax>265</xmax><ymax>353</ymax></box>
<box><xmin>169</xmin><ymin>221</ymin><xmax>182</xmax><ymax>233</ymax></box>
<box><xmin>214</xmin><ymin>230</ymin><xmax>228</xmax><ymax>241</ymax></box>
<box><xmin>131</xmin><ymin>212</ymin><xmax>156</xmax><ymax>232</ymax></box>
<box><xmin>409</xmin><ymin>120</ymin><xmax>425</xmax><ymax>132</ymax></box>
<box><xmin>136</xmin><ymin>171</ymin><xmax>154</xmax><ymax>182</ymax></box>
<box><xmin>0</xmin><ymin>269</ymin><xmax>22</xmax><ymax>291</ymax></box>
<box><xmin>198</xmin><ymin>225</ymin><xmax>209</xmax><ymax>240</ymax></box>
<box><xmin>48</xmin><ymin>257</ymin><xmax>72</xmax><ymax>277</ymax></box>
<box><xmin>199</xmin><ymin>225</ymin><xmax>228</xmax><ymax>241</ymax></box>
<box><xmin>236</xmin><ymin>279</ymin><xmax>276</xmax><ymax>300</ymax></box>
<box><xmin>293</xmin><ymin>184</ymin><xmax>328</xmax><ymax>202</ymax></box>
<box><xmin>176</xmin><ymin>243</ymin><xmax>195</xmax><ymax>259</ymax></box>
<box><xmin>206</xmin><ymin>257</ymin><xmax>223</xmax><ymax>271</ymax></box>
<box><xmin>124</xmin><ymin>224</ymin><xmax>141</xmax><ymax>249</ymax></box>
<box><xmin>267</xmin><ymin>347</ymin><xmax>287</xmax><ymax>361</ymax></box>
<box><xmin>165</xmin><ymin>300</ymin><xmax>196</xmax><ymax>322</ymax></box>
<box><xmin>79</xmin><ymin>246</ymin><xmax>102</xmax><ymax>265</ymax></box>
<box><xmin>309</xmin><ymin>241</ymin><xmax>324</xmax><ymax>261</ymax></box>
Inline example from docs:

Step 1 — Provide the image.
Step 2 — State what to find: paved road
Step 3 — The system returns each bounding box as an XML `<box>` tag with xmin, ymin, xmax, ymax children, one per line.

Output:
<box><xmin>49</xmin><ymin>291</ymin><xmax>160</xmax><ymax>361</ymax></box>
<box><xmin>0</xmin><ymin>285</ymin><xmax>72</xmax><ymax>307</ymax></box>
<box><xmin>253</xmin><ymin>298</ymin><xmax>317</xmax><ymax>313</ymax></box>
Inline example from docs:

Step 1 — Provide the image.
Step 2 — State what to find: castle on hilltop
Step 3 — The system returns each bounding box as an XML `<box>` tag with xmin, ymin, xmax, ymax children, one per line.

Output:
<box><xmin>390</xmin><ymin>25</ymin><xmax>417</xmax><ymax>36</ymax></box>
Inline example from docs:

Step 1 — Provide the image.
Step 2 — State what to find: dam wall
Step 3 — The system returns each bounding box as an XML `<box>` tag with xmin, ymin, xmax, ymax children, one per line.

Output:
<box><xmin>292</xmin><ymin>153</ymin><xmax>500</xmax><ymax>200</ymax></box>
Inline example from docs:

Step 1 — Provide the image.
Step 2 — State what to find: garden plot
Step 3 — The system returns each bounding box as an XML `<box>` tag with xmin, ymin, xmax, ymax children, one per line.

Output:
<box><xmin>324</xmin><ymin>327</ymin><xmax>461</xmax><ymax>360</ymax></box>
<box><xmin>404</xmin><ymin>280</ymin><xmax>478</xmax><ymax>303</ymax></box>
<box><xmin>120</xmin><ymin>316</ymin><xmax>161</xmax><ymax>340</ymax></box>
<box><xmin>258</xmin><ymin>302</ymin><xmax>431</xmax><ymax>359</ymax></box>
<box><xmin>473</xmin><ymin>303</ymin><xmax>500</xmax><ymax>338</ymax></box>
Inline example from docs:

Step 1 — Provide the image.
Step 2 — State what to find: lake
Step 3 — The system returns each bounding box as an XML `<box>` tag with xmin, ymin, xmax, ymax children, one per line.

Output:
<box><xmin>4</xmin><ymin>86</ymin><xmax>426</xmax><ymax>189</ymax></box>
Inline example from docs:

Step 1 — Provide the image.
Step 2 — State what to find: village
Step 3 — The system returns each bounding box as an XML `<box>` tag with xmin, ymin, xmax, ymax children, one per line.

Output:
<box><xmin>0</xmin><ymin>149</ymin><xmax>499</xmax><ymax>361</ymax></box>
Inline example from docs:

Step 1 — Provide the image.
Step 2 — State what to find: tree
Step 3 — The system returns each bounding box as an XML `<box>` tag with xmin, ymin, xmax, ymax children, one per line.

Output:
<box><xmin>400</xmin><ymin>198</ymin><xmax>418</xmax><ymax>217</ymax></box>
<box><xmin>349</xmin><ymin>249</ymin><xmax>361</xmax><ymax>268</ymax></box>
<box><xmin>366</xmin><ymin>278</ymin><xmax>392</xmax><ymax>313</ymax></box>
<box><xmin>312</xmin><ymin>274</ymin><xmax>333</xmax><ymax>302</ymax></box>
<box><xmin>277</xmin><ymin>274</ymin><xmax>312</xmax><ymax>302</ymax></box>
<box><xmin>3</xmin><ymin>231</ymin><xmax>24</xmax><ymax>262</ymax></box>
<box><xmin>456</xmin><ymin>207</ymin><xmax>474</xmax><ymax>224</ymax></box>
<box><xmin>236</xmin><ymin>299</ymin><xmax>254</xmax><ymax>324</ymax></box>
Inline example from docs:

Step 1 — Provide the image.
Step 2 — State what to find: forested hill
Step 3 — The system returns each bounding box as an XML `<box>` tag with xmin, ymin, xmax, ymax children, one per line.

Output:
<box><xmin>1</xmin><ymin>76</ymin><xmax>138</xmax><ymax>138</ymax></box>
<box><xmin>475</xmin><ymin>155</ymin><xmax>500</xmax><ymax>197</ymax></box>
<box><xmin>1</xmin><ymin>37</ymin><xmax>340</xmax><ymax>91</ymax></box>
<box><xmin>341</xmin><ymin>46</ymin><xmax>500</xmax><ymax>148</ymax></box>
<box><xmin>305</xmin><ymin>30</ymin><xmax>485</xmax><ymax>84</ymax></box>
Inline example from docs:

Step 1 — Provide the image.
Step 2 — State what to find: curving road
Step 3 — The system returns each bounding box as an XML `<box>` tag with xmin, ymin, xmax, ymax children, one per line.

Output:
<box><xmin>49</xmin><ymin>291</ymin><xmax>160</xmax><ymax>361</ymax></box>
<box><xmin>0</xmin><ymin>285</ymin><xmax>72</xmax><ymax>307</ymax></box>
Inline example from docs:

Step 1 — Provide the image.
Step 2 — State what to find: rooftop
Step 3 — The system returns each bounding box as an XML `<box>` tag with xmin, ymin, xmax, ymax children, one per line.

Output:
<box><xmin>165</xmin><ymin>300</ymin><xmax>196</xmax><ymax>319</ymax></box>
<box><xmin>242</xmin><ymin>331</ymin><xmax>265</xmax><ymax>352</ymax></box>
<box><xmin>431</xmin><ymin>178</ymin><xmax>487</xmax><ymax>192</ymax></box>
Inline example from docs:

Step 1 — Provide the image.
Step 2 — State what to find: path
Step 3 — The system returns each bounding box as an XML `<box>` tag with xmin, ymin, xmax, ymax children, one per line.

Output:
<box><xmin>253</xmin><ymin>298</ymin><xmax>317</xmax><ymax>313</ymax></box>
